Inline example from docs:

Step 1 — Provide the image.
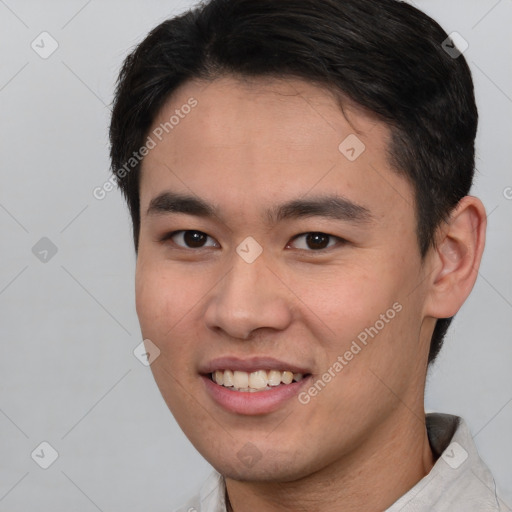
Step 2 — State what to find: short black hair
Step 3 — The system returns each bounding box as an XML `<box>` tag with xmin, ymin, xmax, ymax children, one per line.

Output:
<box><xmin>109</xmin><ymin>0</ymin><xmax>478</xmax><ymax>365</ymax></box>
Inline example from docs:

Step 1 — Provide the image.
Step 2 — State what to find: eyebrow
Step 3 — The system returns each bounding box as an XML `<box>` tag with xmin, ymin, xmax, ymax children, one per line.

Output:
<box><xmin>146</xmin><ymin>191</ymin><xmax>373</xmax><ymax>225</ymax></box>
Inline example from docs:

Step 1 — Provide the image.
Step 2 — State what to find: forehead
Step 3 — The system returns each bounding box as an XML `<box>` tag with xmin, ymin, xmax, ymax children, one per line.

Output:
<box><xmin>148</xmin><ymin>75</ymin><xmax>386</xmax><ymax>154</ymax></box>
<box><xmin>139</xmin><ymin>75</ymin><xmax>414</xmax><ymax>227</ymax></box>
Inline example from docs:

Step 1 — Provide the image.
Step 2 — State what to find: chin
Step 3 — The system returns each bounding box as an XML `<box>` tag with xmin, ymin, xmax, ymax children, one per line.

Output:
<box><xmin>206</xmin><ymin>447</ymin><xmax>321</xmax><ymax>483</ymax></box>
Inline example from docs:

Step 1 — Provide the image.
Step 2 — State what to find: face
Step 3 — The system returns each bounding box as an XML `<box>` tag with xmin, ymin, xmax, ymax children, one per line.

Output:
<box><xmin>135</xmin><ymin>76</ymin><xmax>435</xmax><ymax>482</ymax></box>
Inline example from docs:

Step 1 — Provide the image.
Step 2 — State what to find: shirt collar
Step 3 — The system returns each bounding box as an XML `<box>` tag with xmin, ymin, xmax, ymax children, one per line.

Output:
<box><xmin>190</xmin><ymin>413</ymin><xmax>501</xmax><ymax>512</ymax></box>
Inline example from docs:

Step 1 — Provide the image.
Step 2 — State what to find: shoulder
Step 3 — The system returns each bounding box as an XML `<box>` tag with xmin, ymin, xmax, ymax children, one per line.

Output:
<box><xmin>388</xmin><ymin>413</ymin><xmax>502</xmax><ymax>511</ymax></box>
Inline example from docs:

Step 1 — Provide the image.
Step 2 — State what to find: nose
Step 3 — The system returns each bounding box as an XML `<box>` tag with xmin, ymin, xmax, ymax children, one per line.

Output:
<box><xmin>203</xmin><ymin>249</ymin><xmax>293</xmax><ymax>340</ymax></box>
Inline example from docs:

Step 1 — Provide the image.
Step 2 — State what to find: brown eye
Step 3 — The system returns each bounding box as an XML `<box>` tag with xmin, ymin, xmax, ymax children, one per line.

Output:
<box><xmin>164</xmin><ymin>230</ymin><xmax>219</xmax><ymax>249</ymax></box>
<box><xmin>289</xmin><ymin>232</ymin><xmax>342</xmax><ymax>251</ymax></box>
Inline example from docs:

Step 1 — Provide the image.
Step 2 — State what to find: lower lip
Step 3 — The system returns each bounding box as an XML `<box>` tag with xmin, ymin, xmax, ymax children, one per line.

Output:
<box><xmin>201</xmin><ymin>375</ymin><xmax>311</xmax><ymax>415</ymax></box>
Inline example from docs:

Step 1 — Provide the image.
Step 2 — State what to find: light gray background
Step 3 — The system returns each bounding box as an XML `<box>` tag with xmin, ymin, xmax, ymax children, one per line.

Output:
<box><xmin>0</xmin><ymin>0</ymin><xmax>511</xmax><ymax>510</ymax></box>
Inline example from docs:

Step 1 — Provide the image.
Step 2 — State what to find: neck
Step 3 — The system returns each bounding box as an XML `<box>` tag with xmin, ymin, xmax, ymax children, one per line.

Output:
<box><xmin>224</xmin><ymin>410</ymin><xmax>435</xmax><ymax>512</ymax></box>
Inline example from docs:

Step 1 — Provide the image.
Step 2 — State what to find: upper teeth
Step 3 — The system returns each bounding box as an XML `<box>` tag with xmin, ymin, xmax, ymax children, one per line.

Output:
<box><xmin>212</xmin><ymin>369</ymin><xmax>304</xmax><ymax>391</ymax></box>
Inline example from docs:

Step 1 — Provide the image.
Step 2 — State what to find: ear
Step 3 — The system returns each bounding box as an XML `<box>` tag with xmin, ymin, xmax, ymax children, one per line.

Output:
<box><xmin>424</xmin><ymin>196</ymin><xmax>487</xmax><ymax>319</ymax></box>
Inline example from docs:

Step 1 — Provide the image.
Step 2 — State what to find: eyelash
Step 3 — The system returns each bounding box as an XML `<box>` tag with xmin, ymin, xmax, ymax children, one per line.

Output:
<box><xmin>159</xmin><ymin>230</ymin><xmax>346</xmax><ymax>252</ymax></box>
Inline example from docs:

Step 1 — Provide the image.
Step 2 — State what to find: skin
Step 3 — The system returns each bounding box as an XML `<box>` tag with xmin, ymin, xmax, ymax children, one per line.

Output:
<box><xmin>135</xmin><ymin>76</ymin><xmax>486</xmax><ymax>511</ymax></box>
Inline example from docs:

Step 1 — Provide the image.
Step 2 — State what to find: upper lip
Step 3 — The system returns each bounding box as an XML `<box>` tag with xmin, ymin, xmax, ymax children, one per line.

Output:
<box><xmin>199</xmin><ymin>356</ymin><xmax>311</xmax><ymax>375</ymax></box>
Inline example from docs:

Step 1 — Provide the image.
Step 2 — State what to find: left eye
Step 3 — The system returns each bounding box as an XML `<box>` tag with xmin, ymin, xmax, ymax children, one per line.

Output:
<box><xmin>163</xmin><ymin>230</ymin><xmax>219</xmax><ymax>249</ymax></box>
<box><xmin>287</xmin><ymin>232</ymin><xmax>342</xmax><ymax>251</ymax></box>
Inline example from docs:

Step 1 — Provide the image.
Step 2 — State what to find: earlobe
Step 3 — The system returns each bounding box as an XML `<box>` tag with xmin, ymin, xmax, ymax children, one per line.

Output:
<box><xmin>425</xmin><ymin>196</ymin><xmax>487</xmax><ymax>318</ymax></box>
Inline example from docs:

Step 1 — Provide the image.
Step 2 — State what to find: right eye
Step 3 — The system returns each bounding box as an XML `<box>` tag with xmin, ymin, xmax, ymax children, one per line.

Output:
<box><xmin>159</xmin><ymin>230</ymin><xmax>220</xmax><ymax>249</ymax></box>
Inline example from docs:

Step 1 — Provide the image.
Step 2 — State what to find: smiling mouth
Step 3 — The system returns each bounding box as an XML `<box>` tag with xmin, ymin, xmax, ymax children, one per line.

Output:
<box><xmin>208</xmin><ymin>369</ymin><xmax>309</xmax><ymax>392</ymax></box>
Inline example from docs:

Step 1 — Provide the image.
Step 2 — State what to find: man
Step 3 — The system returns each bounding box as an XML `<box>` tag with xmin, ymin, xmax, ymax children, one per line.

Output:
<box><xmin>109</xmin><ymin>0</ymin><xmax>500</xmax><ymax>510</ymax></box>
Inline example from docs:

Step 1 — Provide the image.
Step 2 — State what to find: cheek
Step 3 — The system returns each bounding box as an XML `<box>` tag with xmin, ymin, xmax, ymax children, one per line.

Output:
<box><xmin>135</xmin><ymin>263</ymin><xmax>202</xmax><ymax>405</ymax></box>
<box><xmin>135</xmin><ymin>260</ymin><xmax>212</xmax><ymax>358</ymax></box>
<box><xmin>135</xmin><ymin>262</ymin><xmax>186</xmax><ymax>342</ymax></box>
<box><xmin>299</xmin><ymin>264</ymin><xmax>397</xmax><ymax>337</ymax></box>
<box><xmin>296</xmin><ymin>260</ymin><xmax>420</xmax><ymax>381</ymax></box>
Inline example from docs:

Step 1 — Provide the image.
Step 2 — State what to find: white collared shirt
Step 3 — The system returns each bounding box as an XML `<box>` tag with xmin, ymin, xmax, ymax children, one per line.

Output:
<box><xmin>173</xmin><ymin>413</ymin><xmax>502</xmax><ymax>511</ymax></box>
